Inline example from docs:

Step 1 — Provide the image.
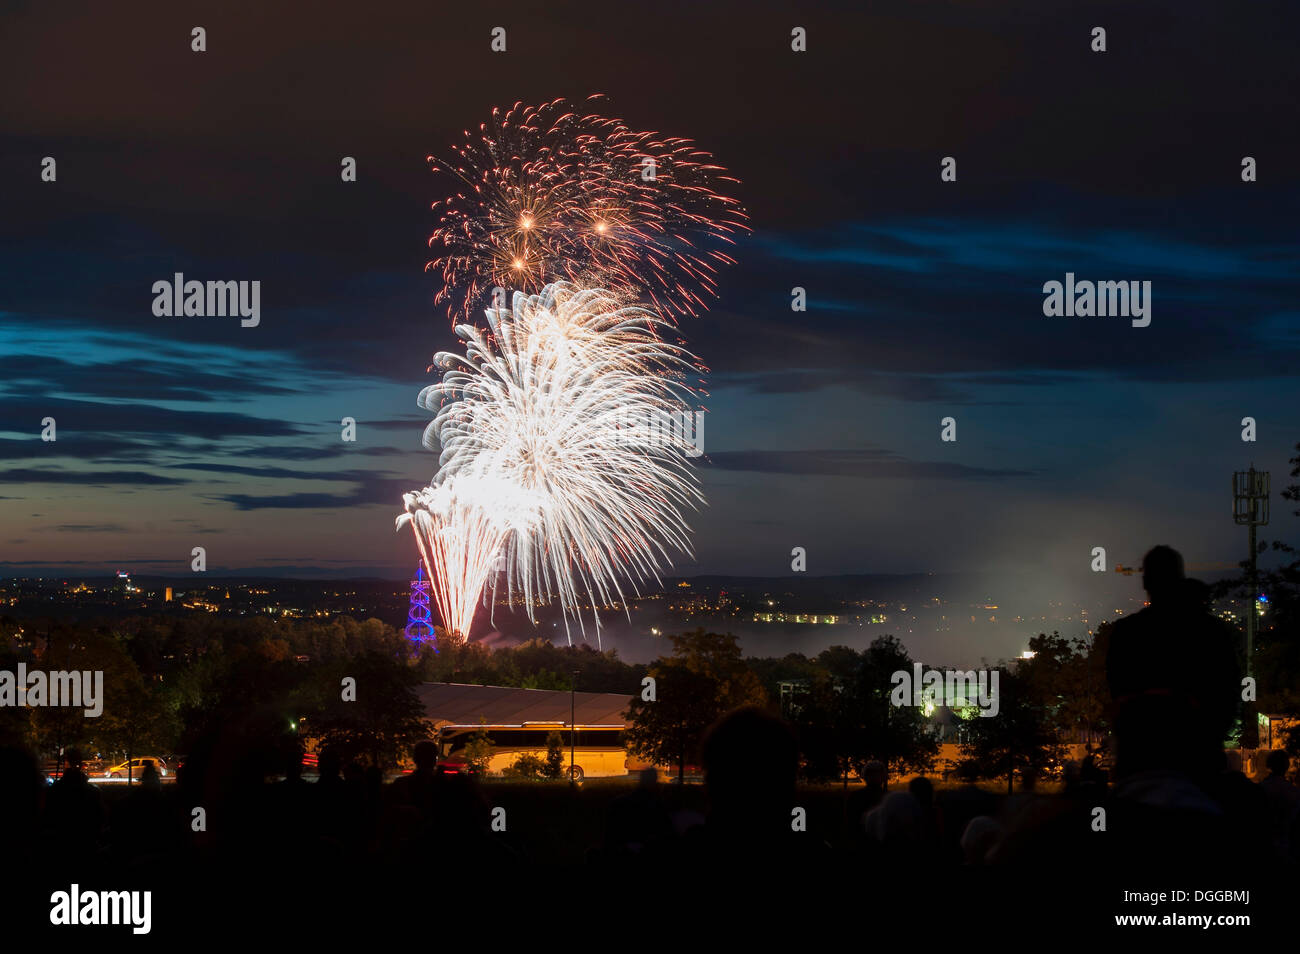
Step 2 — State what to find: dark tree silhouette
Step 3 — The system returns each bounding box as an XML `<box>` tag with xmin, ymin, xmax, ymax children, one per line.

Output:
<box><xmin>958</xmin><ymin>667</ymin><xmax>1065</xmax><ymax>793</ymax></box>
<box><xmin>623</xmin><ymin>630</ymin><xmax>768</xmax><ymax>782</ymax></box>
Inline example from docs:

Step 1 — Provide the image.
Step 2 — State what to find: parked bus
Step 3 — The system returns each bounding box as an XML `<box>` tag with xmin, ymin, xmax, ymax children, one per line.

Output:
<box><xmin>436</xmin><ymin>722</ymin><xmax>628</xmax><ymax>780</ymax></box>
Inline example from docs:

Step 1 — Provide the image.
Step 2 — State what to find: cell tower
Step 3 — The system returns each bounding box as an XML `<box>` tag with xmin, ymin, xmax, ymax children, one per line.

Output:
<box><xmin>1233</xmin><ymin>466</ymin><xmax>1269</xmax><ymax>676</ymax></box>
<box><xmin>405</xmin><ymin>563</ymin><xmax>437</xmax><ymax>650</ymax></box>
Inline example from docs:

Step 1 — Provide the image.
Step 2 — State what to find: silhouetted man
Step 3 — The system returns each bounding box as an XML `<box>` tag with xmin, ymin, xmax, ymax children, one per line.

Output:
<box><xmin>1105</xmin><ymin>546</ymin><xmax>1240</xmax><ymax>783</ymax></box>
<box><xmin>847</xmin><ymin>758</ymin><xmax>887</xmax><ymax>824</ymax></box>
<box><xmin>602</xmin><ymin>767</ymin><xmax>673</xmax><ymax>859</ymax></box>
<box><xmin>678</xmin><ymin>706</ymin><xmax>828</xmax><ymax>867</ymax></box>
<box><xmin>862</xmin><ymin>791</ymin><xmax>929</xmax><ymax>866</ymax></box>
<box><xmin>388</xmin><ymin>739</ymin><xmax>439</xmax><ymax>820</ymax></box>
<box><xmin>44</xmin><ymin>748</ymin><xmax>105</xmax><ymax>857</ymax></box>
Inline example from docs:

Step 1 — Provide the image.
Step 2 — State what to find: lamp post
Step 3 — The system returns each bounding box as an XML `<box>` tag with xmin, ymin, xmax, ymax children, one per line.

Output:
<box><xmin>570</xmin><ymin>669</ymin><xmax>579</xmax><ymax>785</ymax></box>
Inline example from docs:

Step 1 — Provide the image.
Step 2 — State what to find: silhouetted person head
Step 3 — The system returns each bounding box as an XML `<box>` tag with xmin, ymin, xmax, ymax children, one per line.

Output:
<box><xmin>701</xmin><ymin>706</ymin><xmax>797</xmax><ymax>830</ymax></box>
<box><xmin>960</xmin><ymin>815</ymin><xmax>1002</xmax><ymax>865</ymax></box>
<box><xmin>864</xmin><ymin>791</ymin><xmax>927</xmax><ymax>851</ymax></box>
<box><xmin>1141</xmin><ymin>545</ymin><xmax>1185</xmax><ymax>605</ymax></box>
<box><xmin>139</xmin><ymin>762</ymin><xmax>161</xmax><ymax>792</ymax></box>
<box><xmin>1266</xmin><ymin>749</ymin><xmax>1290</xmax><ymax>778</ymax></box>
<box><xmin>44</xmin><ymin>745</ymin><xmax>104</xmax><ymax>852</ymax></box>
<box><xmin>411</xmin><ymin>740</ymin><xmax>437</xmax><ymax>774</ymax></box>
<box><xmin>908</xmin><ymin>775</ymin><xmax>934</xmax><ymax>809</ymax></box>
<box><xmin>57</xmin><ymin>748</ymin><xmax>92</xmax><ymax>786</ymax></box>
<box><xmin>863</xmin><ymin>760</ymin><xmax>886</xmax><ymax>789</ymax></box>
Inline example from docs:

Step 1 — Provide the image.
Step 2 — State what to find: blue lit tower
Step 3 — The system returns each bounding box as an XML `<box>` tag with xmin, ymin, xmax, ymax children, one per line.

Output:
<box><xmin>405</xmin><ymin>563</ymin><xmax>437</xmax><ymax>650</ymax></box>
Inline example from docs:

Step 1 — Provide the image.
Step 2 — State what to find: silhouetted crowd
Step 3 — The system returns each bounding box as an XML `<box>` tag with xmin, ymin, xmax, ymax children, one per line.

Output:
<box><xmin>0</xmin><ymin>546</ymin><xmax>1295</xmax><ymax>894</ymax></box>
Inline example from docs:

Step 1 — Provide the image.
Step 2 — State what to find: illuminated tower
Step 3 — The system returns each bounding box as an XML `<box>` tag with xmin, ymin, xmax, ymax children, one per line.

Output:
<box><xmin>405</xmin><ymin>563</ymin><xmax>437</xmax><ymax>650</ymax></box>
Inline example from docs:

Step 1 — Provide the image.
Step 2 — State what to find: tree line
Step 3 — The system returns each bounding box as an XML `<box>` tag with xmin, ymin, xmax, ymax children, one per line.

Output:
<box><xmin>6</xmin><ymin>434</ymin><xmax>1299</xmax><ymax>790</ymax></box>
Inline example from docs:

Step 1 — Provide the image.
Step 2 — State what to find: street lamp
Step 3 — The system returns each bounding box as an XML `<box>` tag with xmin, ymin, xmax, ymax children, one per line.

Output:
<box><xmin>570</xmin><ymin>669</ymin><xmax>579</xmax><ymax>784</ymax></box>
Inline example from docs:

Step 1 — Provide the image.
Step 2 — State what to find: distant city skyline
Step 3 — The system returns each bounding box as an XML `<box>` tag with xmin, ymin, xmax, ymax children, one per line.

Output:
<box><xmin>0</xmin><ymin>567</ymin><xmax>1218</xmax><ymax>668</ymax></box>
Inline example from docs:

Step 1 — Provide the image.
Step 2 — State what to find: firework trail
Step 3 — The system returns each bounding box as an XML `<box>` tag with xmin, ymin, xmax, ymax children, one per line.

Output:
<box><xmin>396</xmin><ymin>475</ymin><xmax>540</xmax><ymax>642</ymax></box>
<box><xmin>426</xmin><ymin>96</ymin><xmax>749</xmax><ymax>323</ymax></box>
<box><xmin>416</xmin><ymin>282</ymin><xmax>705</xmax><ymax>644</ymax></box>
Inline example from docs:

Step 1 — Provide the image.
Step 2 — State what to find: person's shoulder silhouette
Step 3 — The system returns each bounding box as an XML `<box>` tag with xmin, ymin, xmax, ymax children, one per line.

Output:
<box><xmin>1106</xmin><ymin>546</ymin><xmax>1240</xmax><ymax>782</ymax></box>
<box><xmin>1106</xmin><ymin>545</ymin><xmax>1186</xmax><ymax>701</ymax></box>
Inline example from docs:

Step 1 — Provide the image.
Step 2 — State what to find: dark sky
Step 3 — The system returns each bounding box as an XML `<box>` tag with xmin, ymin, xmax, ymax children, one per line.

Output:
<box><xmin>2</xmin><ymin>0</ymin><xmax>1298</xmax><ymax>594</ymax></box>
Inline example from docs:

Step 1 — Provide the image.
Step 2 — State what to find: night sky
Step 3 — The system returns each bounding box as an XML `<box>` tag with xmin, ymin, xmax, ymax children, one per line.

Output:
<box><xmin>3</xmin><ymin>0</ymin><xmax>1298</xmax><ymax>598</ymax></box>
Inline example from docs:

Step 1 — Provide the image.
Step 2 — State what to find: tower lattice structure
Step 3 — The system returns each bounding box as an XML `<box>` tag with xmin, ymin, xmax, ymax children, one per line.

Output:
<box><xmin>404</xmin><ymin>563</ymin><xmax>438</xmax><ymax>650</ymax></box>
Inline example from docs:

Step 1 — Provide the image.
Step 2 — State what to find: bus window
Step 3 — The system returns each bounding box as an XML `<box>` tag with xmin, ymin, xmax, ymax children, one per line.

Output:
<box><xmin>437</xmin><ymin>727</ymin><xmax>627</xmax><ymax>754</ymax></box>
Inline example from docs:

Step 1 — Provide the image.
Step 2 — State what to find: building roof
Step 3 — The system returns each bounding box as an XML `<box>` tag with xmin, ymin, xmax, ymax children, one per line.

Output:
<box><xmin>414</xmin><ymin>682</ymin><xmax>633</xmax><ymax>728</ymax></box>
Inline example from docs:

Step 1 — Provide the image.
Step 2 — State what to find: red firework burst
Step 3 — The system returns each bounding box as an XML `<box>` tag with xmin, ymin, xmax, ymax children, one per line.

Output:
<box><xmin>426</xmin><ymin>96</ymin><xmax>749</xmax><ymax>323</ymax></box>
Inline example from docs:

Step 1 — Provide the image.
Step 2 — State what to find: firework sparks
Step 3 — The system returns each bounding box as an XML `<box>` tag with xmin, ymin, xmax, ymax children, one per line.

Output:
<box><xmin>417</xmin><ymin>282</ymin><xmax>705</xmax><ymax>644</ymax></box>
<box><xmin>396</xmin><ymin>475</ymin><xmax>540</xmax><ymax>642</ymax></box>
<box><xmin>426</xmin><ymin>96</ymin><xmax>748</xmax><ymax>323</ymax></box>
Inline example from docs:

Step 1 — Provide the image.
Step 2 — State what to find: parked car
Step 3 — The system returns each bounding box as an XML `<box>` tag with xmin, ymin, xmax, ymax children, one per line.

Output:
<box><xmin>41</xmin><ymin>755</ymin><xmax>106</xmax><ymax>782</ymax></box>
<box><xmin>103</xmin><ymin>757</ymin><xmax>168</xmax><ymax>779</ymax></box>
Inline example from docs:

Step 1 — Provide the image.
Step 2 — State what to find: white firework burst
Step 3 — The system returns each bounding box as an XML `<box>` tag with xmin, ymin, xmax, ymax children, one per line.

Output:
<box><xmin>417</xmin><ymin>281</ymin><xmax>705</xmax><ymax>644</ymax></box>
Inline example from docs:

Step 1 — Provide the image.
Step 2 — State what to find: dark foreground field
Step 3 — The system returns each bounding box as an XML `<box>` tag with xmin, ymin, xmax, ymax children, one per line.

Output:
<box><xmin>6</xmin><ymin>769</ymin><xmax>1288</xmax><ymax>939</ymax></box>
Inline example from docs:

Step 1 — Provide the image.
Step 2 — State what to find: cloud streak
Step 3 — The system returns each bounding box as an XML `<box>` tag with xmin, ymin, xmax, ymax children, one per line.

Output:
<box><xmin>702</xmin><ymin>449</ymin><xmax>1034</xmax><ymax>480</ymax></box>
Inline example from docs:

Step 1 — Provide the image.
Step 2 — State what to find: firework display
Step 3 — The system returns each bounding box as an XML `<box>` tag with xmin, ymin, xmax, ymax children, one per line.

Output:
<box><xmin>420</xmin><ymin>283</ymin><xmax>704</xmax><ymax>643</ymax></box>
<box><xmin>404</xmin><ymin>97</ymin><xmax>740</xmax><ymax>644</ymax></box>
<box><xmin>426</xmin><ymin>96</ymin><xmax>748</xmax><ymax>323</ymax></box>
